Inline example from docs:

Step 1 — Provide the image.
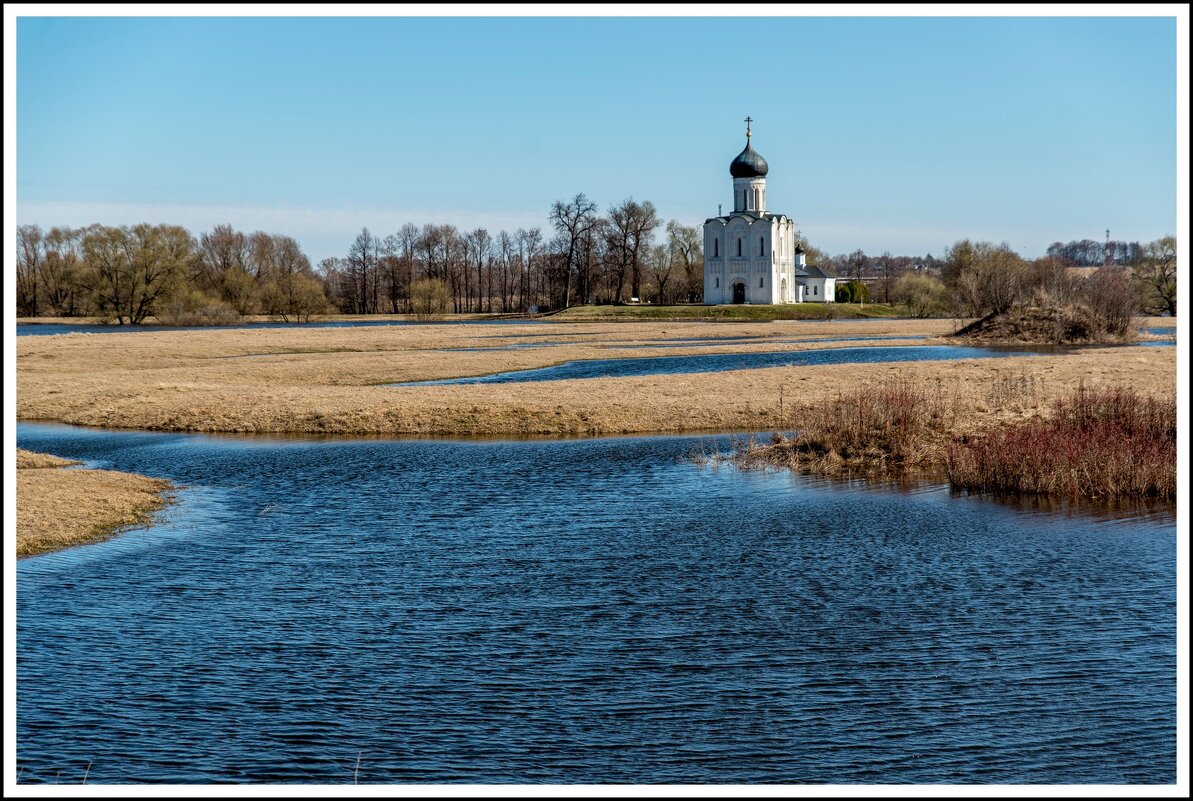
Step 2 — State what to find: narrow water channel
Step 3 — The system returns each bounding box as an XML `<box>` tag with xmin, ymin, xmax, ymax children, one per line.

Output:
<box><xmin>15</xmin><ymin>422</ymin><xmax>1174</xmax><ymax>784</ymax></box>
<box><xmin>394</xmin><ymin>345</ymin><xmax>1062</xmax><ymax>385</ymax></box>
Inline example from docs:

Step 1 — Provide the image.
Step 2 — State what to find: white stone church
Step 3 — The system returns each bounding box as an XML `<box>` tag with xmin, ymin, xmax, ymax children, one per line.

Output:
<box><xmin>703</xmin><ymin>120</ymin><xmax>835</xmax><ymax>304</ymax></box>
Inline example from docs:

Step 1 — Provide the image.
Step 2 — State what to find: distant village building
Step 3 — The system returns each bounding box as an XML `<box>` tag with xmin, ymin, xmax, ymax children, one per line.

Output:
<box><xmin>703</xmin><ymin>119</ymin><xmax>835</xmax><ymax>304</ymax></box>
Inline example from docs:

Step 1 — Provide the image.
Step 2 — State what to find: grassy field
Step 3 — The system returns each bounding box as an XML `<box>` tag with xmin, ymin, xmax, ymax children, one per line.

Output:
<box><xmin>16</xmin><ymin>311</ymin><xmax>522</xmax><ymax>325</ymax></box>
<box><xmin>16</xmin><ymin>449</ymin><xmax>173</xmax><ymax>558</ymax></box>
<box><xmin>16</xmin><ymin>317</ymin><xmax>1175</xmax><ymax>438</ymax></box>
<box><xmin>549</xmin><ymin>303</ymin><xmax>902</xmax><ymax>321</ymax></box>
<box><xmin>18</xmin><ymin>303</ymin><xmax>903</xmax><ymax>326</ymax></box>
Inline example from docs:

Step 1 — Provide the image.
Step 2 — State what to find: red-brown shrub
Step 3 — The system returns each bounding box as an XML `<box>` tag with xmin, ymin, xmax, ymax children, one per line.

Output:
<box><xmin>946</xmin><ymin>384</ymin><xmax>1176</xmax><ymax>498</ymax></box>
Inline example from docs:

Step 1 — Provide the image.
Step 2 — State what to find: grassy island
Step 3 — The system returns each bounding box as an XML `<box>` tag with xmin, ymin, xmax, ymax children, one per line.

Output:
<box><xmin>16</xmin><ymin>449</ymin><xmax>173</xmax><ymax>558</ymax></box>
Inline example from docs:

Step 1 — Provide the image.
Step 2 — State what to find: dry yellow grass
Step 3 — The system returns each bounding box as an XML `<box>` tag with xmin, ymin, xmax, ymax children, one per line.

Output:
<box><xmin>17</xmin><ymin>448</ymin><xmax>79</xmax><ymax>469</ymax></box>
<box><xmin>16</xmin><ymin>451</ymin><xmax>173</xmax><ymax>558</ymax></box>
<box><xmin>17</xmin><ymin>317</ymin><xmax>1176</xmax><ymax>438</ymax></box>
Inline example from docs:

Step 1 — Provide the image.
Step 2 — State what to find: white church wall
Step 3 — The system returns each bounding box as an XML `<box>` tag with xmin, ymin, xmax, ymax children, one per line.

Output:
<box><xmin>704</xmin><ymin>130</ymin><xmax>813</xmax><ymax>305</ymax></box>
<box><xmin>733</xmin><ymin>177</ymin><xmax>767</xmax><ymax>213</ymax></box>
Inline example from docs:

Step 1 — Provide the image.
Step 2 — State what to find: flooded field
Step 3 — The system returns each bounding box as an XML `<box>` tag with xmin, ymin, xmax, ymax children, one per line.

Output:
<box><xmin>16</xmin><ymin>422</ymin><xmax>1176</xmax><ymax>784</ymax></box>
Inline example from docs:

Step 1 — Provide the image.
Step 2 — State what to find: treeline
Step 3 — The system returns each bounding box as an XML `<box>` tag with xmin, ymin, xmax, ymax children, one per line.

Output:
<box><xmin>1046</xmin><ymin>238</ymin><xmax>1145</xmax><ymax>267</ymax></box>
<box><xmin>812</xmin><ymin>236</ymin><xmax>1177</xmax><ymax>319</ymax></box>
<box><xmin>891</xmin><ymin>235</ymin><xmax>1178</xmax><ymax>321</ymax></box>
<box><xmin>15</xmin><ymin>216</ymin><xmax>1176</xmax><ymax>323</ymax></box>
<box><xmin>15</xmin><ymin>223</ymin><xmax>328</xmax><ymax>323</ymax></box>
<box><xmin>14</xmin><ymin>195</ymin><xmax>706</xmax><ymax>323</ymax></box>
<box><xmin>320</xmin><ymin>195</ymin><xmax>704</xmax><ymax>315</ymax></box>
<box><xmin>791</xmin><ymin>246</ymin><xmax>943</xmax><ymax>305</ymax></box>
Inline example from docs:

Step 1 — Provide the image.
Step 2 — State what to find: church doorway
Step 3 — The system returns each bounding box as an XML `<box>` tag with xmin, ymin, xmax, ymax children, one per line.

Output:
<box><xmin>732</xmin><ymin>282</ymin><xmax>746</xmax><ymax>304</ymax></box>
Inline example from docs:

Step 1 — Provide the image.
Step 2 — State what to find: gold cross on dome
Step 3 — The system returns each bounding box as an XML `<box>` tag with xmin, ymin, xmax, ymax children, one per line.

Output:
<box><xmin>745</xmin><ymin>116</ymin><xmax>753</xmax><ymax>137</ymax></box>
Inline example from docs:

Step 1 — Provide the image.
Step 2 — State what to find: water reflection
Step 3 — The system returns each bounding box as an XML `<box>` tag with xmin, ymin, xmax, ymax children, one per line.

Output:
<box><xmin>692</xmin><ymin>434</ymin><xmax>1176</xmax><ymax>526</ymax></box>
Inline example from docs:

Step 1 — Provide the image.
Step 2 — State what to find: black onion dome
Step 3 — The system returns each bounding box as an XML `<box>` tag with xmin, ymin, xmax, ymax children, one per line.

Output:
<box><xmin>730</xmin><ymin>139</ymin><xmax>769</xmax><ymax>178</ymax></box>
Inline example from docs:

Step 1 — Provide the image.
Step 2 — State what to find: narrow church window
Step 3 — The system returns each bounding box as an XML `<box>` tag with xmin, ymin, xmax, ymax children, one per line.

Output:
<box><xmin>736</xmin><ymin>238</ymin><xmax>742</xmax><ymax>257</ymax></box>
<box><xmin>714</xmin><ymin>238</ymin><xmax>719</xmax><ymax>257</ymax></box>
<box><xmin>715</xmin><ymin>277</ymin><xmax>719</xmax><ymax>288</ymax></box>
<box><xmin>754</xmin><ymin>188</ymin><xmax>760</xmax><ymax>209</ymax></box>
<box><xmin>759</xmin><ymin>237</ymin><xmax>764</xmax><ymax>256</ymax></box>
<box><xmin>760</xmin><ymin>277</ymin><xmax>765</xmax><ymax>288</ymax></box>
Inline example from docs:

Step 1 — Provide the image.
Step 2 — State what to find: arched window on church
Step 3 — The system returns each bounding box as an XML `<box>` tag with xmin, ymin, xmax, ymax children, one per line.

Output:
<box><xmin>759</xmin><ymin>277</ymin><xmax>765</xmax><ymax>288</ymax></box>
<box><xmin>754</xmin><ymin>188</ymin><xmax>760</xmax><ymax>209</ymax></box>
<box><xmin>714</xmin><ymin>238</ymin><xmax>719</xmax><ymax>258</ymax></box>
<box><xmin>759</xmin><ymin>237</ymin><xmax>764</xmax><ymax>257</ymax></box>
<box><xmin>736</xmin><ymin>238</ymin><xmax>742</xmax><ymax>257</ymax></box>
<box><xmin>715</xmin><ymin>277</ymin><xmax>719</xmax><ymax>288</ymax></box>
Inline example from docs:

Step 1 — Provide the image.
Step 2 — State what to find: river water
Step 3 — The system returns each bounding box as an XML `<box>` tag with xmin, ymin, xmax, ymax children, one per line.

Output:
<box><xmin>15</xmin><ymin>422</ymin><xmax>1175</xmax><ymax>784</ymax></box>
<box><xmin>397</xmin><ymin>345</ymin><xmax>1061</xmax><ymax>385</ymax></box>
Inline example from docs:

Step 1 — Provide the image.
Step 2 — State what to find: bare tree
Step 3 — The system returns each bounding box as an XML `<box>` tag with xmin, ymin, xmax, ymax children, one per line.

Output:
<box><xmin>1134</xmin><ymin>235</ymin><xmax>1177</xmax><ymax>316</ymax></box>
<box><xmin>197</xmin><ymin>224</ymin><xmax>251</xmax><ymax>303</ymax></box>
<box><xmin>346</xmin><ymin>227</ymin><xmax>381</xmax><ymax>314</ymax></box>
<box><xmin>16</xmin><ymin>225</ymin><xmax>43</xmax><ymax>317</ymax></box>
<box><xmin>259</xmin><ymin>235</ymin><xmax>326</xmax><ymax>321</ymax></box>
<box><xmin>83</xmin><ymin>224</ymin><xmax>190</xmax><ymax>324</ymax></box>
<box><xmin>317</xmin><ymin>257</ymin><xmax>346</xmax><ymax>309</ymax></box>
<box><xmin>397</xmin><ymin>222</ymin><xmax>420</xmax><ymax>312</ymax></box>
<box><xmin>603</xmin><ymin>211</ymin><xmax>632</xmax><ymax>304</ymax></box>
<box><xmin>381</xmin><ymin>233</ymin><xmax>404</xmax><ymax>313</ymax></box>
<box><xmin>417</xmin><ymin>224</ymin><xmax>444</xmax><ymax>282</ymax></box>
<box><xmin>623</xmin><ymin>199</ymin><xmax>661</xmax><ymax>302</ymax></box>
<box><xmin>465</xmin><ymin>228</ymin><xmax>492</xmax><ymax>313</ymax></box>
<box><xmin>666</xmin><ymin>220</ymin><xmax>703</xmax><ymax>302</ymax></box>
<box><xmin>549</xmin><ymin>193</ymin><xmax>600</xmax><ymax>309</ymax></box>
<box><xmin>892</xmin><ymin>273</ymin><xmax>952</xmax><ymax>318</ymax></box>
<box><xmin>441</xmin><ymin>226</ymin><xmax>465</xmax><ymax>312</ymax></box>
<box><xmin>42</xmin><ymin>227</ymin><xmax>85</xmax><ymax>316</ymax></box>
<box><xmin>497</xmin><ymin>230</ymin><xmax>514</xmax><ymax>312</ymax></box>
<box><xmin>576</xmin><ymin>220</ymin><xmax>604</xmax><ymax>305</ymax></box>
<box><xmin>877</xmin><ymin>251</ymin><xmax>895</xmax><ymax>304</ymax></box>
<box><xmin>647</xmin><ymin>243</ymin><xmax>675</xmax><ymax>304</ymax></box>
<box><xmin>515</xmin><ymin>227</ymin><xmax>543</xmax><ymax>311</ymax></box>
<box><xmin>951</xmin><ymin>241</ymin><xmax>1027</xmax><ymax>317</ymax></box>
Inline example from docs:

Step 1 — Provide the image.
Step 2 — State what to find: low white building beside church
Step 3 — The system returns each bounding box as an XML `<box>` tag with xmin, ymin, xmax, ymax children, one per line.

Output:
<box><xmin>703</xmin><ymin>120</ymin><xmax>835</xmax><ymax>305</ymax></box>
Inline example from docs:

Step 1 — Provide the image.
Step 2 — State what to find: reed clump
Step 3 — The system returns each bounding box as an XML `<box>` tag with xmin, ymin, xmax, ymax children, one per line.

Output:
<box><xmin>946</xmin><ymin>384</ymin><xmax>1176</xmax><ymax>499</ymax></box>
<box><xmin>731</xmin><ymin>379</ymin><xmax>1176</xmax><ymax>501</ymax></box>
<box><xmin>741</xmin><ymin>379</ymin><xmax>958</xmax><ymax>474</ymax></box>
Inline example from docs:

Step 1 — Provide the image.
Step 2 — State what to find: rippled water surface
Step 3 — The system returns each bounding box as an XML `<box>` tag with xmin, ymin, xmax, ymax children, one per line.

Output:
<box><xmin>16</xmin><ymin>423</ymin><xmax>1175</xmax><ymax>784</ymax></box>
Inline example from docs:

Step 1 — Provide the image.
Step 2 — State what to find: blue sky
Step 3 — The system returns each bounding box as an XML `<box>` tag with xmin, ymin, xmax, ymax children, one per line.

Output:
<box><xmin>16</xmin><ymin>14</ymin><xmax>1178</xmax><ymax>264</ymax></box>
